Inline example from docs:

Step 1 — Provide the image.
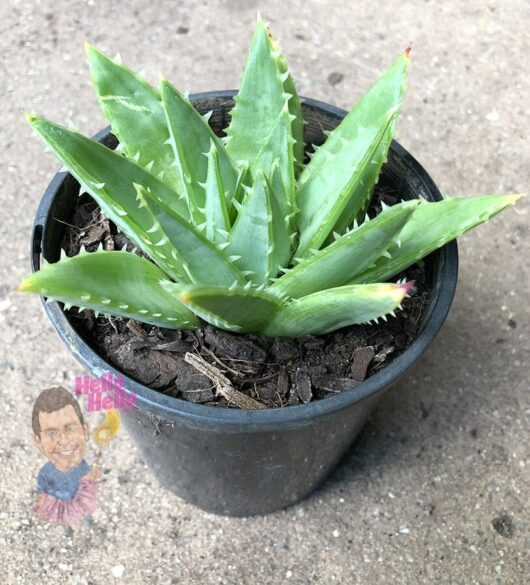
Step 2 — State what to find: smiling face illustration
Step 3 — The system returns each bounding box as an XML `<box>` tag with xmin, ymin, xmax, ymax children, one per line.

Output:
<box><xmin>34</xmin><ymin>405</ymin><xmax>89</xmax><ymax>472</ymax></box>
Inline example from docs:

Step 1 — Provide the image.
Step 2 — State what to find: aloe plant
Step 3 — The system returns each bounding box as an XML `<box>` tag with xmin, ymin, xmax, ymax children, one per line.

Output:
<box><xmin>19</xmin><ymin>18</ymin><xmax>521</xmax><ymax>337</ymax></box>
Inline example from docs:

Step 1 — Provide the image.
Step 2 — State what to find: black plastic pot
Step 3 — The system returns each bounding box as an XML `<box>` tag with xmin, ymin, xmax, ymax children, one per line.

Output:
<box><xmin>30</xmin><ymin>91</ymin><xmax>458</xmax><ymax>516</ymax></box>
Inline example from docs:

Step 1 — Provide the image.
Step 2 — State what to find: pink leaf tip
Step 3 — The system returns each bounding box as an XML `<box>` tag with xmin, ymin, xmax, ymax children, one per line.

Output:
<box><xmin>399</xmin><ymin>280</ymin><xmax>416</xmax><ymax>298</ymax></box>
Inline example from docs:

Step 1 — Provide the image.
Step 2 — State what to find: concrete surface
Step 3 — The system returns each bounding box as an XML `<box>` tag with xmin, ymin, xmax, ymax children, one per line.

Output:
<box><xmin>1</xmin><ymin>0</ymin><xmax>528</xmax><ymax>583</ymax></box>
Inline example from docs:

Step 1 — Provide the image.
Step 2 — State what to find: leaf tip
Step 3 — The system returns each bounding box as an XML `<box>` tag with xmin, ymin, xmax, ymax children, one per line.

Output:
<box><xmin>397</xmin><ymin>280</ymin><xmax>416</xmax><ymax>299</ymax></box>
<box><xmin>16</xmin><ymin>279</ymin><xmax>30</xmax><ymax>292</ymax></box>
<box><xmin>505</xmin><ymin>193</ymin><xmax>524</xmax><ymax>205</ymax></box>
<box><xmin>24</xmin><ymin>112</ymin><xmax>38</xmax><ymax>126</ymax></box>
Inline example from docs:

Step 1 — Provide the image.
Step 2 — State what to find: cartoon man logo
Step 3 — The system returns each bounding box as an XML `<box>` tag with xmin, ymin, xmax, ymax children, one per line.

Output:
<box><xmin>32</xmin><ymin>386</ymin><xmax>101</xmax><ymax>525</ymax></box>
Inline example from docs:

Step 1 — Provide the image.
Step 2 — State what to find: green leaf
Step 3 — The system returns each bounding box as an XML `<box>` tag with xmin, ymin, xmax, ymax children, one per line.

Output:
<box><xmin>27</xmin><ymin>115</ymin><xmax>243</xmax><ymax>286</ymax></box>
<box><xmin>27</xmin><ymin>114</ymin><xmax>190</xmax><ymax>220</ymax></box>
<box><xmin>262</xmin><ymin>282</ymin><xmax>414</xmax><ymax>337</ymax></box>
<box><xmin>160</xmin><ymin>79</ymin><xmax>238</xmax><ymax>222</ymax></box>
<box><xmin>18</xmin><ymin>250</ymin><xmax>198</xmax><ymax>330</ymax></box>
<box><xmin>268</xmin><ymin>161</ymin><xmax>293</xmax><ymax>275</ymax></box>
<box><xmin>251</xmin><ymin>104</ymin><xmax>296</xmax><ymax>220</ymax></box>
<box><xmin>203</xmin><ymin>140</ymin><xmax>230</xmax><ymax>244</ymax></box>
<box><xmin>227</xmin><ymin>161</ymin><xmax>251</xmax><ymax>224</ymax></box>
<box><xmin>301</xmin><ymin>49</ymin><xmax>410</xmax><ymax>189</ymax></box>
<box><xmin>350</xmin><ymin>194</ymin><xmax>523</xmax><ymax>284</ymax></box>
<box><xmin>227</xmin><ymin>171</ymin><xmax>274</xmax><ymax>285</ymax></box>
<box><xmin>295</xmin><ymin>108</ymin><xmax>398</xmax><ymax>258</ymax></box>
<box><xmin>225</xmin><ymin>17</ymin><xmax>290</xmax><ymax>170</ymax></box>
<box><xmin>271</xmin><ymin>200</ymin><xmax>419</xmax><ymax>298</ymax></box>
<box><xmin>27</xmin><ymin>115</ymin><xmax>192</xmax><ymax>281</ymax></box>
<box><xmin>139</xmin><ymin>185</ymin><xmax>246</xmax><ymax>287</ymax></box>
<box><xmin>305</xmin><ymin>49</ymin><xmax>410</xmax><ymax>242</ymax></box>
<box><xmin>163</xmin><ymin>282</ymin><xmax>284</xmax><ymax>333</ymax></box>
<box><xmin>85</xmin><ymin>43</ymin><xmax>185</xmax><ymax>196</ymax></box>
<box><xmin>264</xmin><ymin>26</ymin><xmax>304</xmax><ymax>175</ymax></box>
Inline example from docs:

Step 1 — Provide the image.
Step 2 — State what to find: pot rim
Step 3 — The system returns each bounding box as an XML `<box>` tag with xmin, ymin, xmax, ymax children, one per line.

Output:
<box><xmin>30</xmin><ymin>90</ymin><xmax>458</xmax><ymax>429</ymax></box>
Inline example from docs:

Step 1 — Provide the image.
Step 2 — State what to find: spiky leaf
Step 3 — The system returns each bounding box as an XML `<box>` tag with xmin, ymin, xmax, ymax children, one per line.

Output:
<box><xmin>272</xmin><ymin>37</ymin><xmax>304</xmax><ymax>175</ymax></box>
<box><xmin>251</xmin><ymin>104</ymin><xmax>296</xmax><ymax>220</ymax></box>
<box><xmin>28</xmin><ymin>116</ymin><xmax>243</xmax><ymax>287</ymax></box>
<box><xmin>139</xmin><ymin>186</ymin><xmax>245</xmax><ymax>287</ymax></box>
<box><xmin>229</xmin><ymin>161</ymin><xmax>251</xmax><ymax>222</ymax></box>
<box><xmin>263</xmin><ymin>282</ymin><xmax>414</xmax><ymax>337</ymax></box>
<box><xmin>225</xmin><ymin>17</ymin><xmax>290</xmax><ymax>170</ymax></box>
<box><xmin>272</xmin><ymin>200</ymin><xmax>419</xmax><ymax>298</ymax></box>
<box><xmin>295</xmin><ymin>108</ymin><xmax>398</xmax><ymax>257</ymax></box>
<box><xmin>164</xmin><ymin>283</ymin><xmax>284</xmax><ymax>333</ymax></box>
<box><xmin>268</xmin><ymin>161</ymin><xmax>293</xmax><ymax>274</ymax></box>
<box><xmin>226</xmin><ymin>171</ymin><xmax>274</xmax><ymax>285</ymax></box>
<box><xmin>141</xmin><ymin>188</ymin><xmax>245</xmax><ymax>285</ymax></box>
<box><xmin>27</xmin><ymin>115</ymin><xmax>194</xmax><ymax>281</ymax></box>
<box><xmin>27</xmin><ymin>115</ymin><xmax>190</xmax><ymax>221</ymax></box>
<box><xmin>85</xmin><ymin>43</ymin><xmax>185</xmax><ymax>196</ymax></box>
<box><xmin>301</xmin><ymin>49</ymin><xmax>410</xmax><ymax>187</ymax></box>
<box><xmin>350</xmin><ymin>195</ymin><xmax>522</xmax><ymax>284</ymax></box>
<box><xmin>18</xmin><ymin>250</ymin><xmax>198</xmax><ymax>330</ymax></box>
<box><xmin>160</xmin><ymin>79</ymin><xmax>238</xmax><ymax>221</ymax></box>
<box><xmin>203</xmin><ymin>140</ymin><xmax>230</xmax><ymax>243</ymax></box>
<box><xmin>306</xmin><ymin>49</ymin><xmax>410</xmax><ymax>241</ymax></box>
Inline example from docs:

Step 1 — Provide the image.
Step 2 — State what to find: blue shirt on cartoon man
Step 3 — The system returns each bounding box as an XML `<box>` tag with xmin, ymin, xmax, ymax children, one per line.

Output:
<box><xmin>36</xmin><ymin>459</ymin><xmax>91</xmax><ymax>501</ymax></box>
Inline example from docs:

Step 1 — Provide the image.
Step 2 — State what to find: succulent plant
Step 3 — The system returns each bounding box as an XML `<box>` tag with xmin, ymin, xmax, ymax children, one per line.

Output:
<box><xmin>19</xmin><ymin>18</ymin><xmax>520</xmax><ymax>337</ymax></box>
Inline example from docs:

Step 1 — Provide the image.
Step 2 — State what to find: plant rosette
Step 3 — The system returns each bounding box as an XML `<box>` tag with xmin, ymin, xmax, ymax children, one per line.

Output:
<box><xmin>20</xmin><ymin>19</ymin><xmax>521</xmax><ymax>515</ymax></box>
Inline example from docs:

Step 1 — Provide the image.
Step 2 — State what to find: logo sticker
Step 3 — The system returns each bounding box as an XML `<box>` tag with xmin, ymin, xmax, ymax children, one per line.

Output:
<box><xmin>32</xmin><ymin>378</ymin><xmax>126</xmax><ymax>528</ymax></box>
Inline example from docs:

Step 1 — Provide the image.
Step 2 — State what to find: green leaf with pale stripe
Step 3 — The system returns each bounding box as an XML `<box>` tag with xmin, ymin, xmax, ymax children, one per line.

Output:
<box><xmin>350</xmin><ymin>195</ymin><xmax>523</xmax><ymax>284</ymax></box>
<box><xmin>140</xmin><ymin>186</ymin><xmax>245</xmax><ymax>287</ymax></box>
<box><xmin>268</xmin><ymin>161</ymin><xmax>293</xmax><ymax>275</ymax></box>
<box><xmin>263</xmin><ymin>282</ymin><xmax>414</xmax><ymax>337</ymax></box>
<box><xmin>163</xmin><ymin>283</ymin><xmax>284</xmax><ymax>333</ymax></box>
<box><xmin>227</xmin><ymin>172</ymin><xmax>275</xmax><ymax>285</ymax></box>
<box><xmin>18</xmin><ymin>250</ymin><xmax>198</xmax><ymax>330</ymax></box>
<box><xmin>28</xmin><ymin>115</ymin><xmax>243</xmax><ymax>286</ymax></box>
<box><xmin>263</xmin><ymin>25</ymin><xmax>304</xmax><ymax>175</ymax></box>
<box><xmin>301</xmin><ymin>49</ymin><xmax>410</xmax><ymax>188</ymax></box>
<box><xmin>160</xmin><ymin>79</ymin><xmax>238</xmax><ymax>222</ymax></box>
<box><xmin>27</xmin><ymin>115</ymin><xmax>190</xmax><ymax>220</ymax></box>
<box><xmin>295</xmin><ymin>108</ymin><xmax>398</xmax><ymax>258</ymax></box>
<box><xmin>271</xmin><ymin>200</ymin><xmax>419</xmax><ymax>298</ymax></box>
<box><xmin>305</xmin><ymin>49</ymin><xmax>410</xmax><ymax>242</ymax></box>
<box><xmin>85</xmin><ymin>43</ymin><xmax>185</xmax><ymax>196</ymax></box>
<box><xmin>225</xmin><ymin>17</ymin><xmax>290</xmax><ymax>170</ymax></box>
<box><xmin>27</xmin><ymin>115</ymin><xmax>190</xmax><ymax>281</ymax></box>
<box><xmin>202</xmin><ymin>140</ymin><xmax>230</xmax><ymax>244</ymax></box>
<box><xmin>229</xmin><ymin>161</ymin><xmax>251</xmax><ymax>222</ymax></box>
<box><xmin>251</xmin><ymin>104</ymin><xmax>296</xmax><ymax>219</ymax></box>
